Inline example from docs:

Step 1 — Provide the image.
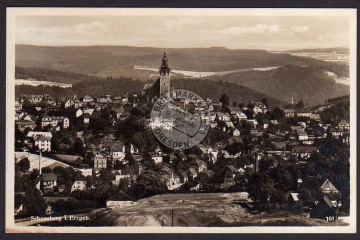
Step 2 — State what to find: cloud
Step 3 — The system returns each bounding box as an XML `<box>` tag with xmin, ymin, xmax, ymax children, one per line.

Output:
<box><xmin>16</xmin><ymin>21</ymin><xmax>123</xmax><ymax>40</ymax></box>
<box><xmin>75</xmin><ymin>21</ymin><xmax>121</xmax><ymax>35</ymax></box>
<box><xmin>164</xmin><ymin>18</ymin><xmax>209</xmax><ymax>32</ymax></box>
<box><xmin>217</xmin><ymin>24</ymin><xmax>283</xmax><ymax>35</ymax></box>
<box><xmin>291</xmin><ymin>25</ymin><xmax>310</xmax><ymax>33</ymax></box>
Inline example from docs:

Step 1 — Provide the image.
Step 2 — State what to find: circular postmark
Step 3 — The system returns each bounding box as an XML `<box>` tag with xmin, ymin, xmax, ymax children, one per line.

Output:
<box><xmin>150</xmin><ymin>89</ymin><xmax>211</xmax><ymax>150</ymax></box>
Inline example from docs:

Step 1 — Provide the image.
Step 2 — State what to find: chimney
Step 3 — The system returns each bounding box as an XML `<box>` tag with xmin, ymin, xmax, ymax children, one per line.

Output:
<box><xmin>39</xmin><ymin>150</ymin><xmax>42</xmax><ymax>175</ymax></box>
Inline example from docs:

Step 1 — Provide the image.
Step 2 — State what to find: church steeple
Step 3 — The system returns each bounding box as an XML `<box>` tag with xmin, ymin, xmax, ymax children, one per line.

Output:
<box><xmin>159</xmin><ymin>51</ymin><xmax>171</xmax><ymax>96</ymax></box>
<box><xmin>160</xmin><ymin>50</ymin><xmax>170</xmax><ymax>75</ymax></box>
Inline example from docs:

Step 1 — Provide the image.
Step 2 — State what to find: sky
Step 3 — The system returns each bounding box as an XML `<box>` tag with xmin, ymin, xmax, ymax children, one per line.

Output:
<box><xmin>15</xmin><ymin>13</ymin><xmax>351</xmax><ymax>51</ymax></box>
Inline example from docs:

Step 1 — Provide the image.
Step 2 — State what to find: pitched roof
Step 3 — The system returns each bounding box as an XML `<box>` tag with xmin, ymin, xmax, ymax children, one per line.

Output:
<box><xmin>41</xmin><ymin>173</ymin><xmax>57</xmax><ymax>181</ymax></box>
<box><xmin>43</xmin><ymin>197</ymin><xmax>76</xmax><ymax>203</ymax></box>
<box><xmin>292</xmin><ymin>146</ymin><xmax>319</xmax><ymax>153</ymax></box>
<box><xmin>35</xmin><ymin>136</ymin><xmax>52</xmax><ymax>141</ymax></box>
<box><xmin>108</xmin><ymin>191</ymin><xmax>134</xmax><ymax>202</ymax></box>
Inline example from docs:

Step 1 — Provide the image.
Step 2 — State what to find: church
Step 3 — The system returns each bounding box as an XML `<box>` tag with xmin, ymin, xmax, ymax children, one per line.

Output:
<box><xmin>142</xmin><ymin>51</ymin><xmax>171</xmax><ymax>100</ymax></box>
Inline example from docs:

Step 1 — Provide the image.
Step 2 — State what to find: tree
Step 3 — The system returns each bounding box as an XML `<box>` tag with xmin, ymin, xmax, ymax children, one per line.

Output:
<box><xmin>271</xmin><ymin>107</ymin><xmax>285</xmax><ymax>120</ymax></box>
<box><xmin>262</xmin><ymin>98</ymin><xmax>269</xmax><ymax>108</ymax></box>
<box><xmin>19</xmin><ymin>158</ymin><xmax>30</xmax><ymax>172</ymax></box>
<box><xmin>24</xmin><ymin>186</ymin><xmax>46</xmax><ymax>216</ymax></box>
<box><xmin>127</xmin><ymin>170</ymin><xmax>167</xmax><ymax>199</ymax></box>
<box><xmin>74</xmin><ymin>138</ymin><xmax>86</xmax><ymax>156</ymax></box>
<box><xmin>219</xmin><ymin>94</ymin><xmax>230</xmax><ymax>110</ymax></box>
<box><xmin>294</xmin><ymin>100</ymin><xmax>304</xmax><ymax>110</ymax></box>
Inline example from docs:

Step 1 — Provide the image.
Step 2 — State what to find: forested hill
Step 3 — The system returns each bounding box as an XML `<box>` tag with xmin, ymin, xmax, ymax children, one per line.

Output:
<box><xmin>203</xmin><ymin>65</ymin><xmax>350</xmax><ymax>107</ymax></box>
<box><xmin>285</xmin><ymin>46</ymin><xmax>349</xmax><ymax>54</ymax></box>
<box><xmin>16</xmin><ymin>45</ymin><xmax>349</xmax><ymax>80</ymax></box>
<box><xmin>15</xmin><ymin>76</ymin><xmax>285</xmax><ymax>108</ymax></box>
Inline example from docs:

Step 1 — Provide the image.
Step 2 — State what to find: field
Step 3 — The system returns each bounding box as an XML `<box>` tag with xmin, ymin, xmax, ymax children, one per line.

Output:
<box><xmin>65</xmin><ymin>193</ymin><xmax>348</xmax><ymax>227</ymax></box>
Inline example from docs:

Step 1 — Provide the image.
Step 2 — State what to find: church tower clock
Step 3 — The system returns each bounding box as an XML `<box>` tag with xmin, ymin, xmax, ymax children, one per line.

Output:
<box><xmin>159</xmin><ymin>51</ymin><xmax>171</xmax><ymax>96</ymax></box>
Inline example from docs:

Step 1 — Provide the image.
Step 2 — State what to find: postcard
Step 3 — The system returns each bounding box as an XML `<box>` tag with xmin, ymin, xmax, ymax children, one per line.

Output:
<box><xmin>6</xmin><ymin>7</ymin><xmax>357</xmax><ymax>233</ymax></box>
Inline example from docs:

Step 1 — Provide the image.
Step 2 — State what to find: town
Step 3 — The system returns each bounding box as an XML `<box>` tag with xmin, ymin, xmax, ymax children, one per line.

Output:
<box><xmin>14</xmin><ymin>54</ymin><xmax>350</xmax><ymax>226</ymax></box>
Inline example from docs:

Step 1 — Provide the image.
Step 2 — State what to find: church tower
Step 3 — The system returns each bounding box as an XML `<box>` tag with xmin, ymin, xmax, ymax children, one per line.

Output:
<box><xmin>159</xmin><ymin>51</ymin><xmax>171</xmax><ymax>96</ymax></box>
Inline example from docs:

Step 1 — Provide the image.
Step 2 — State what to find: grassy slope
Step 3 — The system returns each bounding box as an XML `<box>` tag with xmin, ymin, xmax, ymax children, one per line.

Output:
<box><xmin>204</xmin><ymin>65</ymin><xmax>349</xmax><ymax>107</ymax></box>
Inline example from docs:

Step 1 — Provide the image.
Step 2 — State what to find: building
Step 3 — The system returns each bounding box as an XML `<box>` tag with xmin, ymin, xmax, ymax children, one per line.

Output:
<box><xmin>291</xmin><ymin>146</ymin><xmax>319</xmax><ymax>159</ymax></box>
<box><xmin>310</xmin><ymin>196</ymin><xmax>338</xmax><ymax>221</ymax></box>
<box><xmin>34</xmin><ymin>136</ymin><xmax>52</xmax><ymax>152</ymax></box>
<box><xmin>284</xmin><ymin>109</ymin><xmax>295</xmax><ymax>118</ymax></box>
<box><xmin>36</xmin><ymin>173</ymin><xmax>57</xmax><ymax>192</ymax></box>
<box><xmin>15</xmin><ymin>120</ymin><xmax>37</xmax><ymax>132</ymax></box>
<box><xmin>143</xmin><ymin>51</ymin><xmax>171</xmax><ymax>99</ymax></box>
<box><xmin>106</xmin><ymin>191</ymin><xmax>136</xmax><ymax>208</ymax></box>
<box><xmin>71</xmin><ymin>181</ymin><xmax>87</xmax><ymax>192</ymax></box>
<box><xmin>300</xmin><ymin>176</ymin><xmax>340</xmax><ymax>195</ymax></box>
<box><xmin>252</xmin><ymin>101</ymin><xmax>268</xmax><ymax>115</ymax></box>
<box><xmin>93</xmin><ymin>152</ymin><xmax>107</xmax><ymax>170</ymax></box>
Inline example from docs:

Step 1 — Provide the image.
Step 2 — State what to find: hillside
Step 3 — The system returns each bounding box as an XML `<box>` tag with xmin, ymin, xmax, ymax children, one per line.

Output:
<box><xmin>285</xmin><ymin>46</ymin><xmax>349</xmax><ymax>54</ymax></box>
<box><xmin>204</xmin><ymin>65</ymin><xmax>350</xmax><ymax>107</ymax></box>
<box><xmin>171</xmin><ymin>78</ymin><xmax>285</xmax><ymax>108</ymax></box>
<box><xmin>15</xmin><ymin>74</ymin><xmax>285</xmax><ymax>108</ymax></box>
<box><xmin>15</xmin><ymin>45</ymin><xmax>349</xmax><ymax>80</ymax></box>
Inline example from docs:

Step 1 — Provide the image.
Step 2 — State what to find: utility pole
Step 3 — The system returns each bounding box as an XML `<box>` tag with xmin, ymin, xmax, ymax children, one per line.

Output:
<box><xmin>259</xmin><ymin>212</ymin><xmax>262</xmax><ymax>224</ymax></box>
<box><xmin>171</xmin><ymin>209</ymin><xmax>174</xmax><ymax>227</ymax></box>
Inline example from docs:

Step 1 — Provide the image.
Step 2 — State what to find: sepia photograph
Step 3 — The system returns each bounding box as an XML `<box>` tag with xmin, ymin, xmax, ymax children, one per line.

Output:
<box><xmin>5</xmin><ymin>8</ymin><xmax>357</xmax><ymax>233</ymax></box>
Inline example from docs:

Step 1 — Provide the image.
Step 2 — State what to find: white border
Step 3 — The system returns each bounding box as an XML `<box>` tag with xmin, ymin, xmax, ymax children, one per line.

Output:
<box><xmin>6</xmin><ymin>7</ymin><xmax>357</xmax><ymax>233</ymax></box>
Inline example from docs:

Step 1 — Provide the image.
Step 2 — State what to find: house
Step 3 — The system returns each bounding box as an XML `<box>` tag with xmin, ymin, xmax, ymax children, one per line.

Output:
<box><xmin>252</xmin><ymin>101</ymin><xmax>268</xmax><ymax>115</ymax></box>
<box><xmin>18</xmin><ymin>112</ymin><xmax>33</xmax><ymax>121</ymax></box>
<box><xmin>222</xmin><ymin>165</ymin><xmax>238</xmax><ymax>187</ymax></box>
<box><xmin>26</xmin><ymin>94</ymin><xmax>43</xmax><ymax>103</ymax></box>
<box><xmin>36</xmin><ymin>173</ymin><xmax>57</xmax><ymax>192</ymax></box>
<box><xmin>71</xmin><ymin>181</ymin><xmax>87</xmax><ymax>192</ymax></box>
<box><xmin>15</xmin><ymin>120</ymin><xmax>37</xmax><ymax>132</ymax></box>
<box><xmin>207</xmin><ymin>148</ymin><xmax>219</xmax><ymax>163</ymax></box>
<box><xmin>93</xmin><ymin>152</ymin><xmax>107</xmax><ymax>170</ymax></box>
<box><xmin>300</xmin><ymin>176</ymin><xmax>340</xmax><ymax>195</ymax></box>
<box><xmin>76</xmin><ymin>168</ymin><xmax>93</xmax><ymax>177</ymax></box>
<box><xmin>27</xmin><ymin>131</ymin><xmax>53</xmax><ymax>139</ymax></box>
<box><xmin>338</xmin><ymin>120</ymin><xmax>350</xmax><ymax>130</ymax></box>
<box><xmin>148</xmin><ymin>147</ymin><xmax>163</xmax><ymax>164</ymax></box>
<box><xmin>15</xmin><ymin>100</ymin><xmax>23</xmax><ymax>111</ymax></box>
<box><xmin>106</xmin><ymin>191</ymin><xmax>136</xmax><ymax>208</ymax></box>
<box><xmin>179</xmin><ymin>171</ymin><xmax>188</xmax><ymax>184</ymax></box>
<box><xmin>63</xmin><ymin>98</ymin><xmax>75</xmax><ymax>108</ymax></box>
<box><xmin>83</xmin><ymin>113</ymin><xmax>90</xmax><ymax>124</ymax></box>
<box><xmin>113</xmin><ymin>107</ymin><xmax>125</xmax><ymax>119</ymax></box>
<box><xmin>297</xmin><ymin>129</ymin><xmax>309</xmax><ymax>141</ymax></box>
<box><xmin>45</xmin><ymin>205</ymin><xmax>54</xmax><ymax>216</ymax></box>
<box><xmin>190</xmin><ymin>159</ymin><xmax>207</xmax><ymax>173</ymax></box>
<box><xmin>233</xmin><ymin>129</ymin><xmax>240</xmax><ymax>137</ymax></box>
<box><xmin>310</xmin><ymin>196</ymin><xmax>337</xmax><ymax>221</ymax></box>
<box><xmin>270</xmin><ymin>120</ymin><xmax>279</xmax><ymax>125</ymax></box>
<box><xmin>109</xmin><ymin>141</ymin><xmax>126</xmax><ymax>160</ymax></box>
<box><xmin>284</xmin><ymin>109</ymin><xmax>295</xmax><ymax>118</ymax></box>
<box><xmin>292</xmin><ymin>146</ymin><xmax>319</xmax><ymax>159</ymax></box>
<box><xmin>284</xmin><ymin>191</ymin><xmax>300</xmax><ymax>204</ymax></box>
<box><xmin>41</xmin><ymin>116</ymin><xmax>70</xmax><ymax>129</ymax></box>
<box><xmin>187</xmin><ymin>168</ymin><xmax>198</xmax><ymax>180</ymax></box>
<box><xmin>263</xmin><ymin>119</ymin><xmax>269</xmax><ymax>129</ymax></box>
<box><xmin>34</xmin><ymin>136</ymin><xmax>52</xmax><ymax>152</ymax></box>
<box><xmin>228</xmin><ymin>106</ymin><xmax>242</xmax><ymax>116</ymax></box>
<box><xmin>82</xmin><ymin>95</ymin><xmax>94</xmax><ymax>103</ymax></box>
<box><xmin>216</xmin><ymin>112</ymin><xmax>230</xmax><ymax>121</ymax></box>
<box><xmin>198</xmin><ymin>169</ymin><xmax>215</xmax><ymax>182</ymax></box>
<box><xmin>236</xmin><ymin>111</ymin><xmax>248</xmax><ymax>121</ymax></box>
